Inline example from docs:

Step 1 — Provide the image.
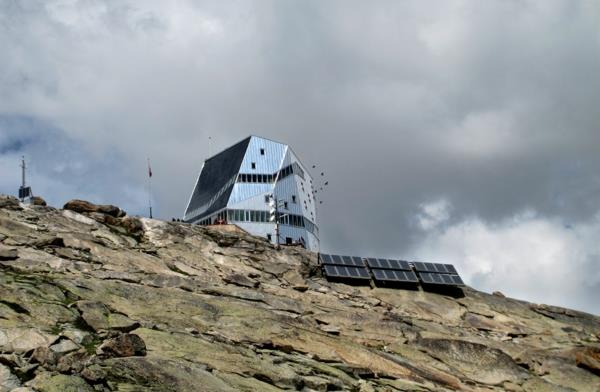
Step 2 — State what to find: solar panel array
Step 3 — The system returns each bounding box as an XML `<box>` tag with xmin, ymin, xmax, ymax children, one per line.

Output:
<box><xmin>319</xmin><ymin>253</ymin><xmax>465</xmax><ymax>289</ymax></box>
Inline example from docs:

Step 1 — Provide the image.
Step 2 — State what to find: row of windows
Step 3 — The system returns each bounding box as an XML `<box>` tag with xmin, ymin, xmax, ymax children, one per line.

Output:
<box><xmin>196</xmin><ymin>209</ymin><xmax>228</xmax><ymax>225</ymax></box>
<box><xmin>279</xmin><ymin>162</ymin><xmax>305</xmax><ymax>181</ymax></box>
<box><xmin>239</xmin><ymin>162</ymin><xmax>306</xmax><ymax>184</ymax></box>
<box><xmin>238</xmin><ymin>173</ymin><xmax>276</xmax><ymax>183</ymax></box>
<box><xmin>228</xmin><ymin>209</ymin><xmax>271</xmax><ymax>223</ymax></box>
<box><xmin>227</xmin><ymin>209</ymin><xmax>318</xmax><ymax>235</ymax></box>
<box><xmin>195</xmin><ymin>208</ymin><xmax>318</xmax><ymax>236</ymax></box>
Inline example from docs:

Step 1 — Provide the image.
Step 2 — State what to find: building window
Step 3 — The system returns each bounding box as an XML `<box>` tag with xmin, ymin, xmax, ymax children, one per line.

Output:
<box><xmin>284</xmin><ymin>201</ymin><xmax>288</xmax><ymax>209</ymax></box>
<box><xmin>292</xmin><ymin>195</ymin><xmax>296</xmax><ymax>203</ymax></box>
<box><xmin>251</xmin><ymin>162</ymin><xmax>256</xmax><ymax>169</ymax></box>
<box><xmin>260</xmin><ymin>148</ymin><xmax>265</xmax><ymax>155</ymax></box>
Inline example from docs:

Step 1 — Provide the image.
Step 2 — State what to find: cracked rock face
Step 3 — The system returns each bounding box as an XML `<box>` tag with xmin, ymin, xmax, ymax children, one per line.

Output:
<box><xmin>0</xmin><ymin>194</ymin><xmax>599</xmax><ymax>391</ymax></box>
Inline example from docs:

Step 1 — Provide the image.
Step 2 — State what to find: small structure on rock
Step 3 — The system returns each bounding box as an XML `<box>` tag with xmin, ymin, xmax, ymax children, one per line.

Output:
<box><xmin>18</xmin><ymin>156</ymin><xmax>33</xmax><ymax>203</ymax></box>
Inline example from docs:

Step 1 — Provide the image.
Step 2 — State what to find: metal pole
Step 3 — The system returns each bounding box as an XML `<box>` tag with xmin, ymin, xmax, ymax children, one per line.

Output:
<box><xmin>20</xmin><ymin>156</ymin><xmax>26</xmax><ymax>202</ymax></box>
<box><xmin>271</xmin><ymin>162</ymin><xmax>283</xmax><ymax>250</ymax></box>
<box><xmin>275</xmin><ymin>197</ymin><xmax>280</xmax><ymax>250</ymax></box>
<box><xmin>147</xmin><ymin>158</ymin><xmax>153</xmax><ymax>219</ymax></box>
<box><xmin>21</xmin><ymin>156</ymin><xmax>25</xmax><ymax>188</ymax></box>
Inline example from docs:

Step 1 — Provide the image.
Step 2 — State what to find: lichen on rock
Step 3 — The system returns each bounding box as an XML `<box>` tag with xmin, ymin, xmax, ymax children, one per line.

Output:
<box><xmin>0</xmin><ymin>195</ymin><xmax>598</xmax><ymax>391</ymax></box>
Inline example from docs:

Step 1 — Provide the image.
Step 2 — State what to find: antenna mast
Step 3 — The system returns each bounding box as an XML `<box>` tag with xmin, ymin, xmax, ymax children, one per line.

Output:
<box><xmin>21</xmin><ymin>156</ymin><xmax>26</xmax><ymax>190</ymax></box>
<box><xmin>147</xmin><ymin>158</ymin><xmax>153</xmax><ymax>219</ymax></box>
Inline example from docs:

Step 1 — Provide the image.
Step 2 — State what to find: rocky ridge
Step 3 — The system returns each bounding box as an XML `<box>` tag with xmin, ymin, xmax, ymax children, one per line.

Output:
<box><xmin>0</xmin><ymin>194</ymin><xmax>598</xmax><ymax>391</ymax></box>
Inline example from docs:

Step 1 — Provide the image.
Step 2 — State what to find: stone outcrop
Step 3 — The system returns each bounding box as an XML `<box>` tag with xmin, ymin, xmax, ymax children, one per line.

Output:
<box><xmin>0</xmin><ymin>194</ymin><xmax>598</xmax><ymax>391</ymax></box>
<box><xmin>62</xmin><ymin>199</ymin><xmax>125</xmax><ymax>218</ymax></box>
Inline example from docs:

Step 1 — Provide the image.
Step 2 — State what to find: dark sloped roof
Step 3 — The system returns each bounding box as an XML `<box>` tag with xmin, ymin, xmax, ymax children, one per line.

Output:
<box><xmin>184</xmin><ymin>136</ymin><xmax>250</xmax><ymax>221</ymax></box>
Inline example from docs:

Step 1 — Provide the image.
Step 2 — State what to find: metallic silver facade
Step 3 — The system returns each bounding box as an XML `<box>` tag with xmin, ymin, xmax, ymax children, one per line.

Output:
<box><xmin>183</xmin><ymin>136</ymin><xmax>319</xmax><ymax>252</ymax></box>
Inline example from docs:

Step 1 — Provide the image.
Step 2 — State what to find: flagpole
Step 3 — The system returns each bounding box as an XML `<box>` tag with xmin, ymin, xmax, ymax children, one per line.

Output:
<box><xmin>147</xmin><ymin>158</ymin><xmax>153</xmax><ymax>219</ymax></box>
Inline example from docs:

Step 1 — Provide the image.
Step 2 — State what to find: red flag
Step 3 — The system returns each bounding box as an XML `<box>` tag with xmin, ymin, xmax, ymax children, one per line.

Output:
<box><xmin>147</xmin><ymin>159</ymin><xmax>152</xmax><ymax>178</ymax></box>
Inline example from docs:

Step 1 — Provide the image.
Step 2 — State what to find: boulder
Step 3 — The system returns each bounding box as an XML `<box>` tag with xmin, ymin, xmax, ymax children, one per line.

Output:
<box><xmin>118</xmin><ymin>216</ymin><xmax>144</xmax><ymax>238</ymax></box>
<box><xmin>97</xmin><ymin>334</ymin><xmax>146</xmax><ymax>358</ymax></box>
<box><xmin>30</xmin><ymin>196</ymin><xmax>47</xmax><ymax>206</ymax></box>
<box><xmin>28</xmin><ymin>373</ymin><xmax>94</xmax><ymax>392</ymax></box>
<box><xmin>0</xmin><ymin>363</ymin><xmax>21</xmax><ymax>391</ymax></box>
<box><xmin>81</xmin><ymin>365</ymin><xmax>106</xmax><ymax>383</ymax></box>
<box><xmin>0</xmin><ymin>329</ymin><xmax>58</xmax><ymax>354</ymax></box>
<box><xmin>575</xmin><ymin>346</ymin><xmax>600</xmax><ymax>375</ymax></box>
<box><xmin>63</xmin><ymin>199</ymin><xmax>125</xmax><ymax>218</ymax></box>
<box><xmin>0</xmin><ymin>195</ymin><xmax>22</xmax><ymax>211</ymax></box>
<box><xmin>108</xmin><ymin>313</ymin><xmax>140</xmax><ymax>332</ymax></box>
<box><xmin>76</xmin><ymin>301</ymin><xmax>110</xmax><ymax>331</ymax></box>
<box><xmin>223</xmin><ymin>273</ymin><xmax>259</xmax><ymax>288</ymax></box>
<box><xmin>0</xmin><ymin>246</ymin><xmax>18</xmax><ymax>260</ymax></box>
<box><xmin>56</xmin><ymin>351</ymin><xmax>91</xmax><ymax>374</ymax></box>
<box><xmin>49</xmin><ymin>339</ymin><xmax>80</xmax><ymax>355</ymax></box>
<box><xmin>31</xmin><ymin>346</ymin><xmax>58</xmax><ymax>366</ymax></box>
<box><xmin>320</xmin><ymin>325</ymin><xmax>341</xmax><ymax>335</ymax></box>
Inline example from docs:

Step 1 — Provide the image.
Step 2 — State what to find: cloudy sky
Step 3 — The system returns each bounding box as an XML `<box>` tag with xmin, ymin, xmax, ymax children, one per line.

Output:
<box><xmin>1</xmin><ymin>0</ymin><xmax>599</xmax><ymax>314</ymax></box>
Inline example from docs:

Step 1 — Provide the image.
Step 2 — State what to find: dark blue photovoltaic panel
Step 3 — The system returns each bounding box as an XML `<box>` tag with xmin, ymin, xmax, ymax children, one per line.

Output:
<box><xmin>418</xmin><ymin>272</ymin><xmax>464</xmax><ymax>286</ymax></box>
<box><xmin>412</xmin><ymin>262</ymin><xmax>457</xmax><ymax>275</ymax></box>
<box><xmin>372</xmin><ymin>269</ymin><xmax>418</xmax><ymax>283</ymax></box>
<box><xmin>319</xmin><ymin>254</ymin><xmax>334</xmax><ymax>264</ymax></box>
<box><xmin>366</xmin><ymin>258</ymin><xmax>411</xmax><ymax>271</ymax></box>
<box><xmin>18</xmin><ymin>186</ymin><xmax>32</xmax><ymax>199</ymax></box>
<box><xmin>323</xmin><ymin>265</ymin><xmax>371</xmax><ymax>280</ymax></box>
<box><xmin>319</xmin><ymin>254</ymin><xmax>365</xmax><ymax>267</ymax></box>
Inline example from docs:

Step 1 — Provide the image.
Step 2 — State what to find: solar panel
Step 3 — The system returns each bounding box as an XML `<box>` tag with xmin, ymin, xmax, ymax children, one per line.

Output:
<box><xmin>372</xmin><ymin>269</ymin><xmax>418</xmax><ymax>283</ymax></box>
<box><xmin>18</xmin><ymin>186</ymin><xmax>32</xmax><ymax>199</ymax></box>
<box><xmin>366</xmin><ymin>258</ymin><xmax>411</xmax><ymax>271</ymax></box>
<box><xmin>412</xmin><ymin>261</ymin><xmax>457</xmax><ymax>274</ymax></box>
<box><xmin>319</xmin><ymin>254</ymin><xmax>334</xmax><ymax>264</ymax></box>
<box><xmin>418</xmin><ymin>272</ymin><xmax>464</xmax><ymax>286</ymax></box>
<box><xmin>319</xmin><ymin>253</ymin><xmax>365</xmax><ymax>267</ymax></box>
<box><xmin>323</xmin><ymin>265</ymin><xmax>371</xmax><ymax>280</ymax></box>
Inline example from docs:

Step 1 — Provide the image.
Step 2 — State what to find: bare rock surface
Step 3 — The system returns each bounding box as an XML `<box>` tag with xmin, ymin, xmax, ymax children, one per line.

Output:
<box><xmin>0</xmin><ymin>195</ymin><xmax>598</xmax><ymax>391</ymax></box>
<box><xmin>0</xmin><ymin>363</ymin><xmax>21</xmax><ymax>391</ymax></box>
